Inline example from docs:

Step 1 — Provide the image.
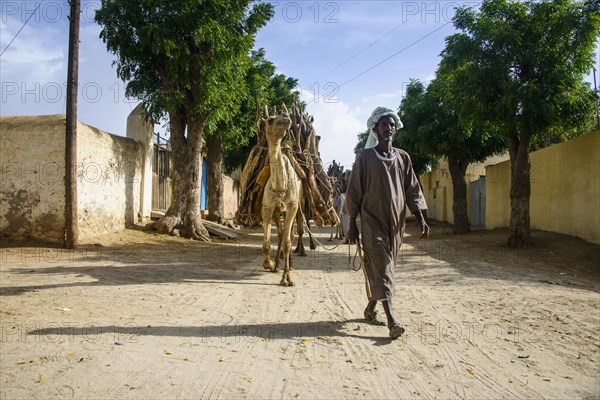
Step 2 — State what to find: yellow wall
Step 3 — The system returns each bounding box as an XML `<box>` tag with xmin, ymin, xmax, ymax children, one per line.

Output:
<box><xmin>420</xmin><ymin>155</ymin><xmax>509</xmax><ymax>224</ymax></box>
<box><xmin>486</xmin><ymin>131</ymin><xmax>599</xmax><ymax>244</ymax></box>
<box><xmin>485</xmin><ymin>161</ymin><xmax>511</xmax><ymax>230</ymax></box>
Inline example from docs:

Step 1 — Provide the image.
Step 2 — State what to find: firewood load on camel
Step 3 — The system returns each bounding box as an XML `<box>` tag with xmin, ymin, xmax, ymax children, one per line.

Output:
<box><xmin>236</xmin><ymin>100</ymin><xmax>339</xmax><ymax>236</ymax></box>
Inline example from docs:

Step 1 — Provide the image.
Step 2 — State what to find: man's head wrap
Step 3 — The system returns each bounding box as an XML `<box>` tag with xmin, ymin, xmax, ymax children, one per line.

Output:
<box><xmin>364</xmin><ymin>106</ymin><xmax>403</xmax><ymax>149</ymax></box>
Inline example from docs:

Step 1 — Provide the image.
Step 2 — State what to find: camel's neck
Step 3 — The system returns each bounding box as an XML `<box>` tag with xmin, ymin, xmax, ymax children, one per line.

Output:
<box><xmin>267</xmin><ymin>138</ymin><xmax>288</xmax><ymax>194</ymax></box>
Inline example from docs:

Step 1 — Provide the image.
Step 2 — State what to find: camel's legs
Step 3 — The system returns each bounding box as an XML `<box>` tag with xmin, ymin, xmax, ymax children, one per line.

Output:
<box><xmin>294</xmin><ymin>208</ymin><xmax>307</xmax><ymax>256</ymax></box>
<box><xmin>308</xmin><ymin>214</ymin><xmax>317</xmax><ymax>250</ymax></box>
<box><xmin>280</xmin><ymin>202</ymin><xmax>298</xmax><ymax>286</ymax></box>
<box><xmin>274</xmin><ymin>209</ymin><xmax>284</xmax><ymax>271</ymax></box>
<box><xmin>262</xmin><ymin>205</ymin><xmax>276</xmax><ymax>271</ymax></box>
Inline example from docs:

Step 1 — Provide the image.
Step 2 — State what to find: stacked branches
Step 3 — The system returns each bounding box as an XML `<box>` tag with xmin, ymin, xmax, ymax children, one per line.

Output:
<box><xmin>237</xmin><ymin>100</ymin><xmax>338</xmax><ymax>228</ymax></box>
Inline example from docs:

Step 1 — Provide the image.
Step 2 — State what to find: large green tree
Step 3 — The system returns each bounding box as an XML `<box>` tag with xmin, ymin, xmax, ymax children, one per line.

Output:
<box><xmin>442</xmin><ymin>0</ymin><xmax>599</xmax><ymax>246</ymax></box>
<box><xmin>95</xmin><ymin>0</ymin><xmax>273</xmax><ymax>240</ymax></box>
<box><xmin>399</xmin><ymin>78</ymin><xmax>505</xmax><ymax>233</ymax></box>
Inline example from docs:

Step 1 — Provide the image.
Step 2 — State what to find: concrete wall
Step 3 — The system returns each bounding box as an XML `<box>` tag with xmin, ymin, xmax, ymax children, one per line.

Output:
<box><xmin>0</xmin><ymin>115</ymin><xmax>67</xmax><ymax>242</ymax></box>
<box><xmin>126</xmin><ymin>103</ymin><xmax>154</xmax><ymax>222</ymax></box>
<box><xmin>1</xmin><ymin>114</ymin><xmax>143</xmax><ymax>244</ymax></box>
<box><xmin>484</xmin><ymin>161</ymin><xmax>511</xmax><ymax>231</ymax></box>
<box><xmin>2</xmin><ymin>113</ymin><xmax>244</xmax><ymax>243</ymax></box>
<box><xmin>420</xmin><ymin>155</ymin><xmax>509</xmax><ymax>224</ymax></box>
<box><xmin>486</xmin><ymin>131</ymin><xmax>599</xmax><ymax>244</ymax></box>
<box><xmin>222</xmin><ymin>175</ymin><xmax>240</xmax><ymax>219</ymax></box>
<box><xmin>77</xmin><ymin>122</ymin><xmax>143</xmax><ymax>242</ymax></box>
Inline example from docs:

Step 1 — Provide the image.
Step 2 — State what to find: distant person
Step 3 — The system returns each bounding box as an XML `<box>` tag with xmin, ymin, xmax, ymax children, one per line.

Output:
<box><xmin>345</xmin><ymin>106</ymin><xmax>429</xmax><ymax>339</ymax></box>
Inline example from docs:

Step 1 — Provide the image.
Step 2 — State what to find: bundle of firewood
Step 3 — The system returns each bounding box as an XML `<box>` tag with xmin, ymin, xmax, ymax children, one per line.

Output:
<box><xmin>236</xmin><ymin>99</ymin><xmax>339</xmax><ymax>228</ymax></box>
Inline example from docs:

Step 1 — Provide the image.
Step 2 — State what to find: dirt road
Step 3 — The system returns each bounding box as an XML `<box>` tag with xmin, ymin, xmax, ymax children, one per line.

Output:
<box><xmin>1</xmin><ymin>221</ymin><xmax>598</xmax><ymax>399</ymax></box>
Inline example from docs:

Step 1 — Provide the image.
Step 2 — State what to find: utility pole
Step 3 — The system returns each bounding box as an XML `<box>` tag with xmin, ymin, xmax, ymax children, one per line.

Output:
<box><xmin>593</xmin><ymin>66</ymin><xmax>599</xmax><ymax>130</ymax></box>
<box><xmin>65</xmin><ymin>0</ymin><xmax>80</xmax><ymax>249</ymax></box>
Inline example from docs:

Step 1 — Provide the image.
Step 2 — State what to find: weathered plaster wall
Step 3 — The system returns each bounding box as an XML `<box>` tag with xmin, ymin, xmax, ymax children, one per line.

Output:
<box><xmin>1</xmin><ymin>115</ymin><xmax>144</xmax><ymax>243</ymax></box>
<box><xmin>486</xmin><ymin>131</ymin><xmax>599</xmax><ymax>244</ymax></box>
<box><xmin>0</xmin><ymin>115</ymin><xmax>67</xmax><ymax>243</ymax></box>
<box><xmin>77</xmin><ymin>122</ymin><xmax>143</xmax><ymax>241</ymax></box>
<box><xmin>126</xmin><ymin>103</ymin><xmax>154</xmax><ymax>222</ymax></box>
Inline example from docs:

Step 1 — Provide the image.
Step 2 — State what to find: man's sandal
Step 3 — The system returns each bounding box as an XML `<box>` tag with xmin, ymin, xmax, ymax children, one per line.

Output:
<box><xmin>364</xmin><ymin>309</ymin><xmax>386</xmax><ymax>326</ymax></box>
<box><xmin>389</xmin><ymin>323</ymin><xmax>405</xmax><ymax>340</ymax></box>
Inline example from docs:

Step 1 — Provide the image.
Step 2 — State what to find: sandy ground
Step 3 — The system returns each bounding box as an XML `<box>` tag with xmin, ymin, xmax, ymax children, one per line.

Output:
<box><xmin>1</xmin><ymin>220</ymin><xmax>599</xmax><ymax>400</ymax></box>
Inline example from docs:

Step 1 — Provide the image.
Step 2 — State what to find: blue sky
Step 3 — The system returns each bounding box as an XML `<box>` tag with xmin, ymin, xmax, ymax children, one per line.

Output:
<box><xmin>1</xmin><ymin>1</ymin><xmax>598</xmax><ymax>169</ymax></box>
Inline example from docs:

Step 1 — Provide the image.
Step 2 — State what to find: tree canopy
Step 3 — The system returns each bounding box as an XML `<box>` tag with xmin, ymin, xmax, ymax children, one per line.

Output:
<box><xmin>95</xmin><ymin>0</ymin><xmax>274</xmax><ymax>126</ymax></box>
<box><xmin>399</xmin><ymin>78</ymin><xmax>505</xmax><ymax>232</ymax></box>
<box><xmin>444</xmin><ymin>0</ymin><xmax>598</xmax><ymax>140</ymax></box>
<box><xmin>223</xmin><ymin>48</ymin><xmax>303</xmax><ymax>173</ymax></box>
<box><xmin>95</xmin><ymin>0</ymin><xmax>274</xmax><ymax>239</ymax></box>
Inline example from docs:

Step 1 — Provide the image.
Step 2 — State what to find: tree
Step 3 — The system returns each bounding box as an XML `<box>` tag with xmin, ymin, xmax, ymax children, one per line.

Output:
<box><xmin>223</xmin><ymin>50</ymin><xmax>303</xmax><ymax>173</ymax></box>
<box><xmin>95</xmin><ymin>1</ymin><xmax>273</xmax><ymax>240</ymax></box>
<box><xmin>203</xmin><ymin>51</ymin><xmax>250</xmax><ymax>224</ymax></box>
<box><xmin>399</xmin><ymin>78</ymin><xmax>505</xmax><ymax>233</ymax></box>
<box><xmin>353</xmin><ymin>129</ymin><xmax>370</xmax><ymax>155</ymax></box>
<box><xmin>442</xmin><ymin>0</ymin><xmax>599</xmax><ymax>246</ymax></box>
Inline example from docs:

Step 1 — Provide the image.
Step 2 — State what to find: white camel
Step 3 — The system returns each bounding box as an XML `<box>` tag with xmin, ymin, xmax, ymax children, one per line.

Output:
<box><xmin>262</xmin><ymin>107</ymin><xmax>302</xmax><ymax>286</ymax></box>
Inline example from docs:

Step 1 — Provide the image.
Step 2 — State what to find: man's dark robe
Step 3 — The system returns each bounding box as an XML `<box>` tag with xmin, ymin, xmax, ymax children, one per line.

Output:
<box><xmin>345</xmin><ymin>147</ymin><xmax>427</xmax><ymax>301</ymax></box>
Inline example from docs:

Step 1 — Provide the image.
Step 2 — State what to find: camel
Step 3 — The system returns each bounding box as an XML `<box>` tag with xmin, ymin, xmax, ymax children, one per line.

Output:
<box><xmin>327</xmin><ymin>161</ymin><xmax>348</xmax><ymax>241</ymax></box>
<box><xmin>262</xmin><ymin>107</ymin><xmax>302</xmax><ymax>286</ymax></box>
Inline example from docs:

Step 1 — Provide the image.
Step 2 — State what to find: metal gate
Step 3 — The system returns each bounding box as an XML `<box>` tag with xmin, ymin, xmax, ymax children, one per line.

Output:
<box><xmin>152</xmin><ymin>134</ymin><xmax>171</xmax><ymax>211</ymax></box>
<box><xmin>470</xmin><ymin>176</ymin><xmax>486</xmax><ymax>228</ymax></box>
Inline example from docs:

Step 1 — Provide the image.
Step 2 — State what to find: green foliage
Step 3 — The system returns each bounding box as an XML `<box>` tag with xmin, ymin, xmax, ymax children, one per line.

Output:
<box><xmin>95</xmin><ymin>0</ymin><xmax>275</xmax><ymax>127</ymax></box>
<box><xmin>396</xmin><ymin>79</ymin><xmax>440</xmax><ymax>175</ymax></box>
<box><xmin>399</xmin><ymin>77</ymin><xmax>505</xmax><ymax>167</ymax></box>
<box><xmin>353</xmin><ymin>129</ymin><xmax>370</xmax><ymax>155</ymax></box>
<box><xmin>223</xmin><ymin>48</ymin><xmax>303</xmax><ymax>172</ymax></box>
<box><xmin>443</xmin><ymin>0</ymin><xmax>600</xmax><ymax>141</ymax></box>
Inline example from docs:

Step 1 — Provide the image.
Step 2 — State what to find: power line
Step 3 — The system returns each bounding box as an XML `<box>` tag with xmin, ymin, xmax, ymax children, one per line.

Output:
<box><xmin>0</xmin><ymin>2</ymin><xmax>42</xmax><ymax>57</ymax></box>
<box><xmin>331</xmin><ymin>2</ymin><xmax>483</xmax><ymax>91</ymax></box>
<box><xmin>314</xmin><ymin>2</ymin><xmax>437</xmax><ymax>82</ymax></box>
<box><xmin>338</xmin><ymin>21</ymin><xmax>452</xmax><ymax>89</ymax></box>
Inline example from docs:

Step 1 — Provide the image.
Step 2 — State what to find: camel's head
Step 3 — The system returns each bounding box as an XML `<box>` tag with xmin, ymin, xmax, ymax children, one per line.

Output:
<box><xmin>265</xmin><ymin>107</ymin><xmax>291</xmax><ymax>142</ymax></box>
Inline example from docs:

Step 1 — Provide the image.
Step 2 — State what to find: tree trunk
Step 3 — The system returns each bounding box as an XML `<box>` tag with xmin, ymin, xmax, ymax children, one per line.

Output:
<box><xmin>447</xmin><ymin>154</ymin><xmax>470</xmax><ymax>234</ymax></box>
<box><xmin>206</xmin><ymin>135</ymin><xmax>224</xmax><ymax>224</ymax></box>
<box><xmin>506</xmin><ymin>132</ymin><xmax>532</xmax><ymax>247</ymax></box>
<box><xmin>151</xmin><ymin>110</ymin><xmax>210</xmax><ymax>241</ymax></box>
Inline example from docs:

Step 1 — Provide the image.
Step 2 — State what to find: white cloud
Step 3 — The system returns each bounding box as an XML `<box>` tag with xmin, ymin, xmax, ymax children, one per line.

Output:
<box><xmin>361</xmin><ymin>90</ymin><xmax>405</xmax><ymax>103</ymax></box>
<box><xmin>0</xmin><ymin>18</ymin><xmax>67</xmax><ymax>83</ymax></box>
<box><xmin>300</xmin><ymin>88</ymin><xmax>364</xmax><ymax>170</ymax></box>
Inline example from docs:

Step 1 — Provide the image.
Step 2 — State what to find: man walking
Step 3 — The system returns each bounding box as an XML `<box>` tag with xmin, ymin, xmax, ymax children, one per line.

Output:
<box><xmin>346</xmin><ymin>106</ymin><xmax>429</xmax><ymax>339</ymax></box>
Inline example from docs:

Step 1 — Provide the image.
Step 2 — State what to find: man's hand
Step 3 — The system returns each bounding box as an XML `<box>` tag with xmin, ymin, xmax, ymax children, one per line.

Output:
<box><xmin>420</xmin><ymin>221</ymin><xmax>430</xmax><ymax>239</ymax></box>
<box><xmin>347</xmin><ymin>218</ymin><xmax>359</xmax><ymax>244</ymax></box>
<box><xmin>414</xmin><ymin>210</ymin><xmax>430</xmax><ymax>239</ymax></box>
